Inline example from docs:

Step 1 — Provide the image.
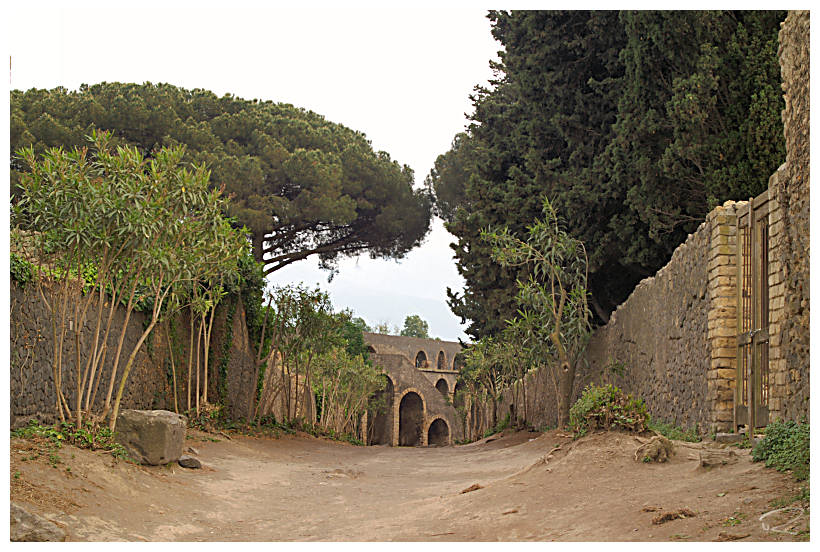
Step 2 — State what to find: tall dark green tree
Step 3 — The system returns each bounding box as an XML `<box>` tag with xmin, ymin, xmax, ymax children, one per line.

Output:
<box><xmin>11</xmin><ymin>82</ymin><xmax>432</xmax><ymax>275</ymax></box>
<box><xmin>429</xmin><ymin>10</ymin><xmax>785</xmax><ymax>339</ymax></box>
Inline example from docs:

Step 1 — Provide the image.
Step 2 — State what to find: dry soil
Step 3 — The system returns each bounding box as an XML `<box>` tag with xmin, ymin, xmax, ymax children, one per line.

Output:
<box><xmin>9</xmin><ymin>428</ymin><xmax>808</xmax><ymax>541</ymax></box>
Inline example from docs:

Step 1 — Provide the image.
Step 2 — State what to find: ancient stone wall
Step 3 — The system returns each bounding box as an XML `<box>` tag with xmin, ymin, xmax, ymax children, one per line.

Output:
<box><xmin>9</xmin><ymin>281</ymin><xmax>257</xmax><ymax>427</ymax></box>
<box><xmin>771</xmin><ymin>10</ymin><xmax>810</xmax><ymax>420</ymax></box>
<box><xmin>10</xmin><ymin>282</ymin><xmax>172</xmax><ymax>426</ymax></box>
<box><xmin>367</xmin><ymin>352</ymin><xmax>460</xmax><ymax>445</ymax></box>
<box><xmin>492</xmin><ymin>214</ymin><xmax>718</xmax><ymax>433</ymax></box>
<box><xmin>363</xmin><ymin>332</ymin><xmax>462</xmax><ymax>372</ymax></box>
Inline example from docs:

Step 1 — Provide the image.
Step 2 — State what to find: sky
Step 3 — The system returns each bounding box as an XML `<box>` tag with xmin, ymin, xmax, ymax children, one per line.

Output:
<box><xmin>6</xmin><ymin>0</ymin><xmax>503</xmax><ymax>342</ymax></box>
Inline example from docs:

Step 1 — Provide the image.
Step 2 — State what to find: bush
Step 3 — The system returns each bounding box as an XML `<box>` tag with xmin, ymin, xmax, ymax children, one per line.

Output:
<box><xmin>752</xmin><ymin>419</ymin><xmax>809</xmax><ymax>481</ymax></box>
<box><xmin>569</xmin><ymin>384</ymin><xmax>648</xmax><ymax>436</ymax></box>
<box><xmin>10</xmin><ymin>253</ymin><xmax>34</xmax><ymax>288</ymax></box>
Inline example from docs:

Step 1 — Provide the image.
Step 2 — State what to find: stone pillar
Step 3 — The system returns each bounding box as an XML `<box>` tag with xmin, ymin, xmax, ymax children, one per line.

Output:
<box><xmin>766</xmin><ymin>178</ymin><xmax>788</xmax><ymax>417</ymax></box>
<box><xmin>391</xmin><ymin>391</ymin><xmax>400</xmax><ymax>447</ymax></box>
<box><xmin>705</xmin><ymin>201</ymin><xmax>740</xmax><ymax>432</ymax></box>
<box><xmin>422</xmin><ymin>416</ymin><xmax>429</xmax><ymax>447</ymax></box>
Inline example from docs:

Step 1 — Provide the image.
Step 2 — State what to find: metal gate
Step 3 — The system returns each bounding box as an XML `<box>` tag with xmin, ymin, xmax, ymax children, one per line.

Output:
<box><xmin>735</xmin><ymin>191</ymin><xmax>770</xmax><ymax>430</ymax></box>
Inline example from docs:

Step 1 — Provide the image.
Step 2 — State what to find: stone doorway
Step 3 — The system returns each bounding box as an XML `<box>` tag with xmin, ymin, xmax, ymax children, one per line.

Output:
<box><xmin>399</xmin><ymin>392</ymin><xmax>424</xmax><ymax>446</ymax></box>
<box><xmin>427</xmin><ymin>418</ymin><xmax>449</xmax><ymax>446</ymax></box>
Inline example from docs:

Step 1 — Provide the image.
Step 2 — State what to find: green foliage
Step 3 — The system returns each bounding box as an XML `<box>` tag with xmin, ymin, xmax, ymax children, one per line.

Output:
<box><xmin>647</xmin><ymin>418</ymin><xmax>701</xmax><ymax>443</ymax></box>
<box><xmin>400</xmin><ymin>314</ymin><xmax>430</xmax><ymax>338</ymax></box>
<box><xmin>752</xmin><ymin>419</ymin><xmax>810</xmax><ymax>481</ymax></box>
<box><xmin>351</xmin><ymin>317</ymin><xmax>371</xmax><ymax>333</ymax></box>
<box><xmin>10</xmin><ymin>253</ymin><xmax>34</xmax><ymax>288</ymax></box>
<box><xmin>11</xmin><ymin>131</ymin><xmax>246</xmax><ymax>427</ymax></box>
<box><xmin>337</xmin><ymin>311</ymin><xmax>371</xmax><ymax>361</ymax></box>
<box><xmin>313</xmin><ymin>346</ymin><xmax>385</xmax><ymax>435</ymax></box>
<box><xmin>11</xmin><ymin>420</ymin><xmax>131</xmax><ymax>461</ymax></box>
<box><xmin>483</xmin><ymin>412</ymin><xmax>511</xmax><ymax>439</ymax></box>
<box><xmin>569</xmin><ymin>384</ymin><xmax>649</xmax><ymax>437</ymax></box>
<box><xmin>430</xmin><ymin>11</ymin><xmax>786</xmax><ymax>335</ymax></box>
<box><xmin>485</xmin><ymin>196</ymin><xmax>592</xmax><ymax>427</ymax></box>
<box><xmin>11</xmin><ymin>82</ymin><xmax>433</xmax><ymax>275</ymax></box>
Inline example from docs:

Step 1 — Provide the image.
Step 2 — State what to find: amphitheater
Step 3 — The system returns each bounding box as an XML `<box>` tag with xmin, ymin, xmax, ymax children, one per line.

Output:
<box><xmin>362</xmin><ymin>333</ymin><xmax>464</xmax><ymax>446</ymax></box>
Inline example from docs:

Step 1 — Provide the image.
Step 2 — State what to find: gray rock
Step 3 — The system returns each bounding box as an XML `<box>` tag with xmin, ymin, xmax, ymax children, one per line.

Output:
<box><xmin>115</xmin><ymin>409</ymin><xmax>187</xmax><ymax>465</ymax></box>
<box><xmin>10</xmin><ymin>502</ymin><xmax>66</xmax><ymax>542</ymax></box>
<box><xmin>178</xmin><ymin>455</ymin><xmax>202</xmax><ymax>469</ymax></box>
<box><xmin>714</xmin><ymin>432</ymin><xmax>744</xmax><ymax>444</ymax></box>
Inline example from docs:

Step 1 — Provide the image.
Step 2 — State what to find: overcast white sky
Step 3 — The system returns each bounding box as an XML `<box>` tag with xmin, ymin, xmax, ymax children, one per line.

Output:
<box><xmin>6</xmin><ymin>0</ymin><xmax>504</xmax><ymax>341</ymax></box>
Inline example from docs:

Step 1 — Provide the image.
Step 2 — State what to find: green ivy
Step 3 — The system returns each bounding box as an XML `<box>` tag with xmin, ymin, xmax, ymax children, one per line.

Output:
<box><xmin>216</xmin><ymin>296</ymin><xmax>238</xmax><ymax>405</ymax></box>
<box><xmin>752</xmin><ymin>419</ymin><xmax>810</xmax><ymax>481</ymax></box>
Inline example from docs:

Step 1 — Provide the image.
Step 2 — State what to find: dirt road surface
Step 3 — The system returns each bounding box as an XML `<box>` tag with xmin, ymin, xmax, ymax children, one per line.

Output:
<box><xmin>10</xmin><ymin>428</ymin><xmax>807</xmax><ymax>541</ymax></box>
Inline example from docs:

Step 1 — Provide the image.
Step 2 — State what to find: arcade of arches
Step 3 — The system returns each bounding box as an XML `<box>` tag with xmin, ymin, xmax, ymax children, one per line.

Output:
<box><xmin>362</xmin><ymin>333</ymin><xmax>462</xmax><ymax>447</ymax></box>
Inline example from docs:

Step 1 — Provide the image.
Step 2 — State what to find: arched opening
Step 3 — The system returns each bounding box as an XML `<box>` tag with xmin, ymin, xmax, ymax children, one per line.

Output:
<box><xmin>366</xmin><ymin>345</ymin><xmax>377</xmax><ymax>354</ymax></box>
<box><xmin>427</xmin><ymin>418</ymin><xmax>449</xmax><ymax>446</ymax></box>
<box><xmin>453</xmin><ymin>352</ymin><xmax>465</xmax><ymax>372</ymax></box>
<box><xmin>435</xmin><ymin>378</ymin><xmax>449</xmax><ymax>397</ymax></box>
<box><xmin>437</xmin><ymin>350</ymin><xmax>446</xmax><ymax>370</ymax></box>
<box><xmin>415</xmin><ymin>351</ymin><xmax>428</xmax><ymax>369</ymax></box>
<box><xmin>367</xmin><ymin>375</ymin><xmax>393</xmax><ymax>445</ymax></box>
<box><xmin>399</xmin><ymin>392</ymin><xmax>424</xmax><ymax>446</ymax></box>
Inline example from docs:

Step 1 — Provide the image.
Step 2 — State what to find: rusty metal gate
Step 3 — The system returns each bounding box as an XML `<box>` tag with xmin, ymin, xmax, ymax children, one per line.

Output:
<box><xmin>735</xmin><ymin>191</ymin><xmax>770</xmax><ymax>431</ymax></box>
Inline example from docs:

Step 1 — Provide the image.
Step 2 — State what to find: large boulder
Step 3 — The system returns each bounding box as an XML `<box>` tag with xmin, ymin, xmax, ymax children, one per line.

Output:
<box><xmin>10</xmin><ymin>502</ymin><xmax>66</xmax><ymax>541</ymax></box>
<box><xmin>115</xmin><ymin>409</ymin><xmax>187</xmax><ymax>465</ymax></box>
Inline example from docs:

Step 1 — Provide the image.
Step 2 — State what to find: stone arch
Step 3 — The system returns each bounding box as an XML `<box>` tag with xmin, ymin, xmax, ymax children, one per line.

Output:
<box><xmin>398</xmin><ymin>390</ymin><xmax>426</xmax><ymax>446</ymax></box>
<box><xmin>436</xmin><ymin>350</ymin><xmax>446</xmax><ymax>370</ymax></box>
<box><xmin>414</xmin><ymin>350</ymin><xmax>428</xmax><ymax>369</ymax></box>
<box><xmin>452</xmin><ymin>352</ymin><xmax>465</xmax><ymax>372</ymax></box>
<box><xmin>435</xmin><ymin>378</ymin><xmax>449</xmax><ymax>397</ymax></box>
<box><xmin>427</xmin><ymin>417</ymin><xmax>450</xmax><ymax>446</ymax></box>
<box><xmin>367</xmin><ymin>374</ymin><xmax>394</xmax><ymax>445</ymax></box>
<box><xmin>366</xmin><ymin>345</ymin><xmax>377</xmax><ymax>354</ymax></box>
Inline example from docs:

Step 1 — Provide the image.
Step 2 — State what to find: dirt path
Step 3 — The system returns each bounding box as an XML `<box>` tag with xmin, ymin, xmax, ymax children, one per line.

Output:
<box><xmin>10</xmin><ymin>429</ymin><xmax>807</xmax><ymax>541</ymax></box>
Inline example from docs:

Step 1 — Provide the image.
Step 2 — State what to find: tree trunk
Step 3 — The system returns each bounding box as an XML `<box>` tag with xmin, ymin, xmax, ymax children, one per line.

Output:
<box><xmin>556</xmin><ymin>361</ymin><xmax>575</xmax><ymax>429</ymax></box>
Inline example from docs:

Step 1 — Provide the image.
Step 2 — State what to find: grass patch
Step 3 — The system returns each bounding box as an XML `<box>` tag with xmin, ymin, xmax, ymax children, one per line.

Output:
<box><xmin>647</xmin><ymin>418</ymin><xmax>701</xmax><ymax>442</ymax></box>
<box><xmin>12</xmin><ymin>420</ymin><xmax>131</xmax><ymax>462</ymax></box>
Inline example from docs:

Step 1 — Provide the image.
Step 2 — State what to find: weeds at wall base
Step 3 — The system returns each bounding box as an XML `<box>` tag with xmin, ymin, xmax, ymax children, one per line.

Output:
<box><xmin>11</xmin><ymin>420</ymin><xmax>132</xmax><ymax>463</ymax></box>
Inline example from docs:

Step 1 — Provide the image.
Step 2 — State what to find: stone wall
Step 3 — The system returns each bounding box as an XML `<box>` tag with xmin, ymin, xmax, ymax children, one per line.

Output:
<box><xmin>10</xmin><ymin>282</ymin><xmax>172</xmax><ymax>426</ymax></box>
<box><xmin>368</xmin><ymin>352</ymin><xmax>460</xmax><ymax>445</ymax></box>
<box><xmin>9</xmin><ymin>281</ymin><xmax>257</xmax><ymax>427</ymax></box>
<box><xmin>771</xmin><ymin>10</ymin><xmax>810</xmax><ymax>420</ymax></box>
<box><xmin>363</xmin><ymin>332</ymin><xmax>462</xmax><ymax>372</ymax></box>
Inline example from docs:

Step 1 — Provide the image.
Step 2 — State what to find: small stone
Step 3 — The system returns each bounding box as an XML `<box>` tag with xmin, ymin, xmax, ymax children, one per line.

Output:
<box><xmin>178</xmin><ymin>455</ymin><xmax>201</xmax><ymax>469</ymax></box>
<box><xmin>187</xmin><ymin>446</ymin><xmax>200</xmax><ymax>455</ymax></box>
